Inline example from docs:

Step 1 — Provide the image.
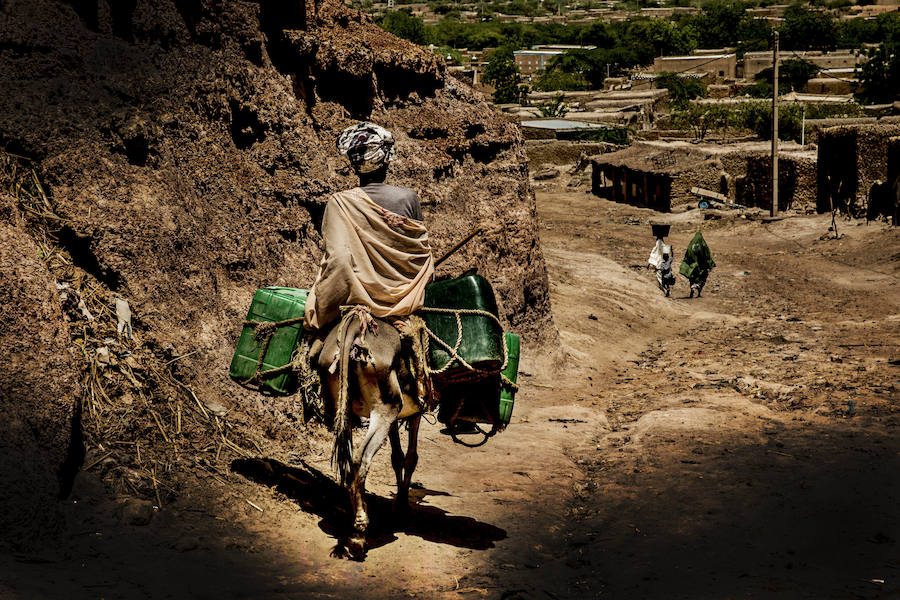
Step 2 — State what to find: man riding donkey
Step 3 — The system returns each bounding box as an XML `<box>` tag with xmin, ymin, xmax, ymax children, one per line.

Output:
<box><xmin>303</xmin><ymin>122</ymin><xmax>436</xmax><ymax>558</ymax></box>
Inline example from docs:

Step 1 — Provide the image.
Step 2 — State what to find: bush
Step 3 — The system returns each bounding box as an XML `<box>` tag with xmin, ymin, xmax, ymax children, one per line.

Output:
<box><xmin>532</xmin><ymin>70</ymin><xmax>590</xmax><ymax>92</ymax></box>
<box><xmin>672</xmin><ymin>103</ymin><xmax>735</xmax><ymax>140</ymax></box>
<box><xmin>671</xmin><ymin>100</ymin><xmax>806</xmax><ymax>142</ymax></box>
<box><xmin>735</xmin><ymin>101</ymin><xmax>803</xmax><ymax>142</ymax></box>
<box><xmin>431</xmin><ymin>45</ymin><xmax>463</xmax><ymax>65</ymax></box>
<box><xmin>379</xmin><ymin>10</ymin><xmax>427</xmax><ymax>45</ymax></box>
<box><xmin>655</xmin><ymin>72</ymin><xmax>707</xmax><ymax>108</ymax></box>
<box><xmin>536</xmin><ymin>93</ymin><xmax>570</xmax><ymax>117</ymax></box>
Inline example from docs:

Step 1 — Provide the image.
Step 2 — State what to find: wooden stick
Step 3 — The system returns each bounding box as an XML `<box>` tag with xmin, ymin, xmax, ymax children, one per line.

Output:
<box><xmin>163</xmin><ymin>349</ymin><xmax>200</xmax><ymax>366</ymax></box>
<box><xmin>83</xmin><ymin>452</ymin><xmax>113</xmax><ymax>471</ymax></box>
<box><xmin>435</xmin><ymin>226</ymin><xmax>483</xmax><ymax>267</ymax></box>
<box><xmin>150</xmin><ymin>465</ymin><xmax>163</xmax><ymax>508</ymax></box>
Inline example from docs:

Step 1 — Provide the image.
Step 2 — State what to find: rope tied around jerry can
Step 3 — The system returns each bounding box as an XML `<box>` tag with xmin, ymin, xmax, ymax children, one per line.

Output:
<box><xmin>408</xmin><ymin>307</ymin><xmax>517</xmax><ymax>448</ymax></box>
<box><xmin>241</xmin><ymin>315</ymin><xmax>306</xmax><ymax>385</ymax></box>
<box><xmin>415</xmin><ymin>306</ymin><xmax>518</xmax><ymax>390</ymax></box>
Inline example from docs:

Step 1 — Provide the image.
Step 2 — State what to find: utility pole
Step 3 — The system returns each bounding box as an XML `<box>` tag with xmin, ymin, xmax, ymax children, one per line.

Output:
<box><xmin>771</xmin><ymin>30</ymin><xmax>779</xmax><ymax>218</ymax></box>
<box><xmin>801</xmin><ymin>102</ymin><xmax>806</xmax><ymax>146</ymax></box>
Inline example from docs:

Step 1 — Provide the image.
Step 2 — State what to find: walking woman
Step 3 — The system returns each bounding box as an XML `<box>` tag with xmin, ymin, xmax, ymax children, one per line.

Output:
<box><xmin>679</xmin><ymin>232</ymin><xmax>715</xmax><ymax>298</ymax></box>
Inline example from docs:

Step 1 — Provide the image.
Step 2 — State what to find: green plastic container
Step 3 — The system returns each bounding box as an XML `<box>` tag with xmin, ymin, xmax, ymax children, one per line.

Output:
<box><xmin>498</xmin><ymin>332</ymin><xmax>520</xmax><ymax>424</ymax></box>
<box><xmin>434</xmin><ymin>332</ymin><xmax>520</xmax><ymax>429</ymax></box>
<box><xmin>422</xmin><ymin>274</ymin><xmax>504</xmax><ymax>383</ymax></box>
<box><xmin>229</xmin><ymin>287</ymin><xmax>308</xmax><ymax>395</ymax></box>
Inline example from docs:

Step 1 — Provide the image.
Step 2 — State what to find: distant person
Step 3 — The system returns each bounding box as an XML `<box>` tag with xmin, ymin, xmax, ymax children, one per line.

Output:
<box><xmin>680</xmin><ymin>232</ymin><xmax>715</xmax><ymax>298</ymax></box>
<box><xmin>657</xmin><ymin>245</ymin><xmax>675</xmax><ymax>297</ymax></box>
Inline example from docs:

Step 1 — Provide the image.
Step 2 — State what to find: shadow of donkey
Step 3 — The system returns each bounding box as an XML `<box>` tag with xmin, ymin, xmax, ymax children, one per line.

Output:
<box><xmin>232</xmin><ymin>457</ymin><xmax>507</xmax><ymax>560</ymax></box>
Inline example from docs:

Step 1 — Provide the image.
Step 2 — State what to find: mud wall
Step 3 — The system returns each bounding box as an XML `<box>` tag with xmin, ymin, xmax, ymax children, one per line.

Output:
<box><xmin>738</xmin><ymin>154</ymin><xmax>817</xmax><ymax>212</ymax></box>
<box><xmin>0</xmin><ymin>0</ymin><xmax>555</xmax><ymax>534</ymax></box>
<box><xmin>817</xmin><ymin>123</ymin><xmax>900</xmax><ymax>215</ymax></box>
<box><xmin>670</xmin><ymin>161</ymin><xmax>723</xmax><ymax>209</ymax></box>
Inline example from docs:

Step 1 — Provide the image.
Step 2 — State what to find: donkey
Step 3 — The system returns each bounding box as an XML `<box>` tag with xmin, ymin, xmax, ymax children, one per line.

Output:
<box><xmin>314</xmin><ymin>307</ymin><xmax>425</xmax><ymax>558</ymax></box>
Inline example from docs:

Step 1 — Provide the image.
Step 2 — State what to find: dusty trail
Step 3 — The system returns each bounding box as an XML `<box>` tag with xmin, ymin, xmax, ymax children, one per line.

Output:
<box><xmin>533</xmin><ymin>191</ymin><xmax>900</xmax><ymax>599</ymax></box>
<box><xmin>3</xmin><ymin>188</ymin><xmax>899</xmax><ymax>600</ymax></box>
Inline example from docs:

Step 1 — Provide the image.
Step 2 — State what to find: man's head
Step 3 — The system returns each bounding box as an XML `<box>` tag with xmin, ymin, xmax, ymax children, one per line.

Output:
<box><xmin>337</xmin><ymin>122</ymin><xmax>395</xmax><ymax>176</ymax></box>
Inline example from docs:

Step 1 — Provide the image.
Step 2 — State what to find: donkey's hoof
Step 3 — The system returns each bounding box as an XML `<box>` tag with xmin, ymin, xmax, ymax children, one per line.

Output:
<box><xmin>347</xmin><ymin>535</ymin><xmax>367</xmax><ymax>560</ymax></box>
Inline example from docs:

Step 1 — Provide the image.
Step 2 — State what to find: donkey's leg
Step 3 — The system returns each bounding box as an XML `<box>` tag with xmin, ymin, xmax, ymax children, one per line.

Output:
<box><xmin>398</xmin><ymin>414</ymin><xmax>421</xmax><ymax>510</ymax></box>
<box><xmin>387</xmin><ymin>415</ymin><xmax>421</xmax><ymax>515</ymax></box>
<box><xmin>389</xmin><ymin>422</ymin><xmax>405</xmax><ymax>492</ymax></box>
<box><xmin>347</xmin><ymin>384</ymin><xmax>400</xmax><ymax>556</ymax></box>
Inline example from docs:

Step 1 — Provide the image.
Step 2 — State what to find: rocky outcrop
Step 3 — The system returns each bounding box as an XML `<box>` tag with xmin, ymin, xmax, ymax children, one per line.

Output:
<box><xmin>0</xmin><ymin>0</ymin><xmax>554</xmax><ymax>513</ymax></box>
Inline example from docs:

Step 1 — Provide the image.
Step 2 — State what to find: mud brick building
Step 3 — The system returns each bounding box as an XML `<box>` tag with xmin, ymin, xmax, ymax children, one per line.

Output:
<box><xmin>817</xmin><ymin>123</ymin><xmax>900</xmax><ymax>215</ymax></box>
<box><xmin>591</xmin><ymin>141</ymin><xmax>819</xmax><ymax>213</ymax></box>
<box><xmin>737</xmin><ymin>150</ymin><xmax>818</xmax><ymax>212</ymax></box>
<box><xmin>591</xmin><ymin>144</ymin><xmax>722</xmax><ymax>211</ymax></box>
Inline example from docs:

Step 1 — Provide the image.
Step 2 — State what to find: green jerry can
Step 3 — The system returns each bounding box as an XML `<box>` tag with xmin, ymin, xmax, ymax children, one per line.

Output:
<box><xmin>229</xmin><ymin>287</ymin><xmax>308</xmax><ymax>395</ymax></box>
<box><xmin>498</xmin><ymin>332</ymin><xmax>521</xmax><ymax>424</ymax></box>
<box><xmin>435</xmin><ymin>332</ymin><xmax>521</xmax><ymax>430</ymax></box>
<box><xmin>422</xmin><ymin>273</ymin><xmax>504</xmax><ymax>383</ymax></box>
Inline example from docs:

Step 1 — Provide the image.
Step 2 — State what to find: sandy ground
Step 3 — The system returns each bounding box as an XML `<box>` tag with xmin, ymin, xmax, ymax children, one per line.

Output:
<box><xmin>3</xmin><ymin>184</ymin><xmax>899</xmax><ymax>600</ymax></box>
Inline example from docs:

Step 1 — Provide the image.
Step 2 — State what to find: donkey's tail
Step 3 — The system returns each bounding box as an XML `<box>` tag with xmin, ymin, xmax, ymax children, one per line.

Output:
<box><xmin>331</xmin><ymin>310</ymin><xmax>359</xmax><ymax>488</ymax></box>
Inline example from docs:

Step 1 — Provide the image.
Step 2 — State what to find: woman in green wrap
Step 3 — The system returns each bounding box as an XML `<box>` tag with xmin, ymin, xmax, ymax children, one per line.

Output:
<box><xmin>679</xmin><ymin>232</ymin><xmax>715</xmax><ymax>298</ymax></box>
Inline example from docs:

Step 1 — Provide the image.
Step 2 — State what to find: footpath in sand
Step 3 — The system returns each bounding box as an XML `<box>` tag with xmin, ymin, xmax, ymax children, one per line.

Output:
<box><xmin>3</xmin><ymin>188</ymin><xmax>899</xmax><ymax>600</ymax></box>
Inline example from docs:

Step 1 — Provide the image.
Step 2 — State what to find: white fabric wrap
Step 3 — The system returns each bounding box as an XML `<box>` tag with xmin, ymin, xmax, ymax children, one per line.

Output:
<box><xmin>304</xmin><ymin>188</ymin><xmax>434</xmax><ymax>331</ymax></box>
<box><xmin>648</xmin><ymin>239</ymin><xmax>665</xmax><ymax>269</ymax></box>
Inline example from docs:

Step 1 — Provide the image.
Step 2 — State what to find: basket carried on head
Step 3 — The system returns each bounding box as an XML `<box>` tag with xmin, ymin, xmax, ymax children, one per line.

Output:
<box><xmin>651</xmin><ymin>223</ymin><xmax>670</xmax><ymax>239</ymax></box>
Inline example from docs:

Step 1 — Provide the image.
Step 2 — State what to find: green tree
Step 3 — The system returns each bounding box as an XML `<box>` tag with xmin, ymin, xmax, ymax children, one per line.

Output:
<box><xmin>655</xmin><ymin>72</ymin><xmax>707</xmax><ymax>108</ymax></box>
<box><xmin>578</xmin><ymin>21</ymin><xmax>616</xmax><ymax>49</ymax></box>
<box><xmin>532</xmin><ymin>70</ymin><xmax>591</xmax><ymax>91</ymax></box>
<box><xmin>379</xmin><ymin>9</ymin><xmax>426</xmax><ymax>45</ymax></box>
<box><xmin>692</xmin><ymin>0</ymin><xmax>745</xmax><ymax>49</ymax></box>
<box><xmin>747</xmin><ymin>58</ymin><xmax>820</xmax><ymax>97</ymax></box>
<box><xmin>483</xmin><ymin>47</ymin><xmax>527</xmax><ymax>103</ymax></box>
<box><xmin>624</xmin><ymin>18</ymin><xmax>698</xmax><ymax>64</ymax></box>
<box><xmin>779</xmin><ymin>7</ymin><xmax>838</xmax><ymax>51</ymax></box>
<box><xmin>683</xmin><ymin>0</ymin><xmax>772</xmax><ymax>54</ymax></box>
<box><xmin>837</xmin><ymin>16</ymin><xmax>880</xmax><ymax>48</ymax></box>
<box><xmin>857</xmin><ymin>45</ymin><xmax>900</xmax><ymax>104</ymax></box>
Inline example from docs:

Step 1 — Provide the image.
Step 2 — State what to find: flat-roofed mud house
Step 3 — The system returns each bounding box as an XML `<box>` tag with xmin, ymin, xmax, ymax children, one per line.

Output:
<box><xmin>743</xmin><ymin>50</ymin><xmax>864</xmax><ymax>79</ymax></box>
<box><xmin>591</xmin><ymin>141</ymin><xmax>818</xmax><ymax>212</ymax></box>
<box><xmin>651</xmin><ymin>53</ymin><xmax>737</xmax><ymax>81</ymax></box>
<box><xmin>591</xmin><ymin>144</ymin><xmax>722</xmax><ymax>211</ymax></box>
<box><xmin>817</xmin><ymin>123</ymin><xmax>900</xmax><ymax>216</ymax></box>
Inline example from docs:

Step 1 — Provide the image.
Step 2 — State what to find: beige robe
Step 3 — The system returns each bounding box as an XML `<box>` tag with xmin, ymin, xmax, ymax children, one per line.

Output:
<box><xmin>304</xmin><ymin>188</ymin><xmax>434</xmax><ymax>331</ymax></box>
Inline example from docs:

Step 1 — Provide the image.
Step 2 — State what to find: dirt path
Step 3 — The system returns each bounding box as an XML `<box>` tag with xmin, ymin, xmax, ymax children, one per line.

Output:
<box><xmin>4</xmin><ymin>188</ymin><xmax>899</xmax><ymax>600</ymax></box>
<box><xmin>530</xmin><ymin>190</ymin><xmax>900</xmax><ymax>599</ymax></box>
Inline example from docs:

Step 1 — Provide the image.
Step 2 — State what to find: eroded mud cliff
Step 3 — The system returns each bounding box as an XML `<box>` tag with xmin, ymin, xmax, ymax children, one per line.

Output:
<box><xmin>0</xmin><ymin>0</ymin><xmax>554</xmax><ymax>546</ymax></box>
